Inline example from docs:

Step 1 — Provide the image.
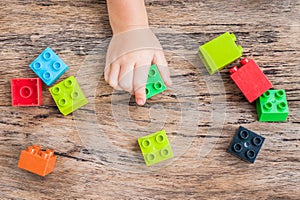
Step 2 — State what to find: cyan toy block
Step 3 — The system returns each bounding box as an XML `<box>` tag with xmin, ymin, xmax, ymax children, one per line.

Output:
<box><xmin>228</xmin><ymin>126</ymin><xmax>265</xmax><ymax>163</ymax></box>
<box><xmin>145</xmin><ymin>64</ymin><xmax>167</xmax><ymax>99</ymax></box>
<box><xmin>49</xmin><ymin>76</ymin><xmax>88</xmax><ymax>116</ymax></box>
<box><xmin>256</xmin><ymin>90</ymin><xmax>289</xmax><ymax>122</ymax></box>
<box><xmin>30</xmin><ymin>47</ymin><xmax>69</xmax><ymax>86</ymax></box>
<box><xmin>198</xmin><ymin>32</ymin><xmax>243</xmax><ymax>75</ymax></box>
<box><xmin>138</xmin><ymin>130</ymin><xmax>173</xmax><ymax>166</ymax></box>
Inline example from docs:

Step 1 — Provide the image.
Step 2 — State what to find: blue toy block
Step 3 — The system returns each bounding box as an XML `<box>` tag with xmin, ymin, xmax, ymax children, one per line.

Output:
<box><xmin>29</xmin><ymin>47</ymin><xmax>69</xmax><ymax>86</ymax></box>
<box><xmin>228</xmin><ymin>126</ymin><xmax>265</xmax><ymax>163</ymax></box>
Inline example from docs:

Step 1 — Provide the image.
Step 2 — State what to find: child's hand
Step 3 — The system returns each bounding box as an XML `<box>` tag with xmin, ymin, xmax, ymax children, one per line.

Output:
<box><xmin>105</xmin><ymin>48</ymin><xmax>171</xmax><ymax>106</ymax></box>
<box><xmin>106</xmin><ymin>0</ymin><xmax>171</xmax><ymax>105</ymax></box>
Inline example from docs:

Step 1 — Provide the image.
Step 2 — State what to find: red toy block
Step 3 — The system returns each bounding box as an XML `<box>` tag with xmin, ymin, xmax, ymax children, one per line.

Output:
<box><xmin>229</xmin><ymin>58</ymin><xmax>272</xmax><ymax>103</ymax></box>
<box><xmin>18</xmin><ymin>145</ymin><xmax>57</xmax><ymax>176</ymax></box>
<box><xmin>11</xmin><ymin>78</ymin><xmax>42</xmax><ymax>106</ymax></box>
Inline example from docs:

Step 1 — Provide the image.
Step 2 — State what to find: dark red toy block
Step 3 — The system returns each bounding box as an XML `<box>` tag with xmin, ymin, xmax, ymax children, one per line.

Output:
<box><xmin>229</xmin><ymin>58</ymin><xmax>272</xmax><ymax>103</ymax></box>
<box><xmin>11</xmin><ymin>78</ymin><xmax>42</xmax><ymax>106</ymax></box>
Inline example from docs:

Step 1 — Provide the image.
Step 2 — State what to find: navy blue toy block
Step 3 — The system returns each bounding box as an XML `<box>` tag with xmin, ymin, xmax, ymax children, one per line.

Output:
<box><xmin>228</xmin><ymin>126</ymin><xmax>265</xmax><ymax>163</ymax></box>
<box><xmin>29</xmin><ymin>47</ymin><xmax>69</xmax><ymax>86</ymax></box>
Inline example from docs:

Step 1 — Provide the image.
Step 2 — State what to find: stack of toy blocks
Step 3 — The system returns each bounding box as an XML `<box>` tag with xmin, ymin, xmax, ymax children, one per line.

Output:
<box><xmin>12</xmin><ymin>47</ymin><xmax>89</xmax><ymax>175</ymax></box>
<box><xmin>146</xmin><ymin>64</ymin><xmax>167</xmax><ymax>99</ymax></box>
<box><xmin>138</xmin><ymin>130</ymin><xmax>173</xmax><ymax>166</ymax></box>
<box><xmin>11</xmin><ymin>47</ymin><xmax>88</xmax><ymax>115</ymax></box>
<box><xmin>29</xmin><ymin>47</ymin><xmax>88</xmax><ymax>115</ymax></box>
<box><xmin>18</xmin><ymin>145</ymin><xmax>56</xmax><ymax>176</ymax></box>
<box><xmin>199</xmin><ymin>32</ymin><xmax>289</xmax><ymax>163</ymax></box>
<box><xmin>198</xmin><ymin>32</ymin><xmax>272</xmax><ymax>103</ymax></box>
<box><xmin>198</xmin><ymin>32</ymin><xmax>289</xmax><ymax>120</ymax></box>
<box><xmin>228</xmin><ymin>126</ymin><xmax>265</xmax><ymax>163</ymax></box>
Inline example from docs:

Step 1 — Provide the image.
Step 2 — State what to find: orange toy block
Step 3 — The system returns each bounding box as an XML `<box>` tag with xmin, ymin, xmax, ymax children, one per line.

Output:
<box><xmin>18</xmin><ymin>145</ymin><xmax>57</xmax><ymax>176</ymax></box>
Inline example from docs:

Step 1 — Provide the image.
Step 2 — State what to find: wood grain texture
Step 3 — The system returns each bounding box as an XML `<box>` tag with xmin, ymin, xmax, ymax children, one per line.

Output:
<box><xmin>0</xmin><ymin>0</ymin><xmax>299</xmax><ymax>199</ymax></box>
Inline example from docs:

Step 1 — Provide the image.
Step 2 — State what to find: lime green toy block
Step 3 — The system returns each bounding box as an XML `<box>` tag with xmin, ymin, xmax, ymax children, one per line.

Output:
<box><xmin>145</xmin><ymin>64</ymin><xmax>167</xmax><ymax>99</ymax></box>
<box><xmin>198</xmin><ymin>32</ymin><xmax>243</xmax><ymax>75</ymax></box>
<box><xmin>256</xmin><ymin>90</ymin><xmax>289</xmax><ymax>122</ymax></box>
<box><xmin>49</xmin><ymin>76</ymin><xmax>88</xmax><ymax>116</ymax></box>
<box><xmin>138</xmin><ymin>130</ymin><xmax>173</xmax><ymax>166</ymax></box>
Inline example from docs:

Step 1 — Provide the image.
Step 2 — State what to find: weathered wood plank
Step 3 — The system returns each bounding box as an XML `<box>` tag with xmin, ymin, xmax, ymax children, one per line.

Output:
<box><xmin>0</xmin><ymin>0</ymin><xmax>299</xmax><ymax>199</ymax></box>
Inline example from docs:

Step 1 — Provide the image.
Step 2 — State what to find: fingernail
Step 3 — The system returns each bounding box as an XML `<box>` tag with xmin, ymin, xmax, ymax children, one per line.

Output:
<box><xmin>137</xmin><ymin>98</ymin><xmax>144</xmax><ymax>105</ymax></box>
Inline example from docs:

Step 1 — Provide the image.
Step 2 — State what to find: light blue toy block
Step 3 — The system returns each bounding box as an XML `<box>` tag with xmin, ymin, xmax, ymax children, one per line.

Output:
<box><xmin>29</xmin><ymin>47</ymin><xmax>69</xmax><ymax>86</ymax></box>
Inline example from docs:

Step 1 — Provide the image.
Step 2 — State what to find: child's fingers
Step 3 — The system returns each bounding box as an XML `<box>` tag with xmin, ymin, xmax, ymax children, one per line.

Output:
<box><xmin>153</xmin><ymin>52</ymin><xmax>172</xmax><ymax>86</ymax></box>
<box><xmin>119</xmin><ymin>63</ymin><xmax>134</xmax><ymax>93</ymax></box>
<box><xmin>134</xmin><ymin>63</ymin><xmax>151</xmax><ymax>106</ymax></box>
<box><xmin>104</xmin><ymin>65</ymin><xmax>111</xmax><ymax>83</ymax></box>
<box><xmin>108</xmin><ymin>63</ymin><xmax>121</xmax><ymax>90</ymax></box>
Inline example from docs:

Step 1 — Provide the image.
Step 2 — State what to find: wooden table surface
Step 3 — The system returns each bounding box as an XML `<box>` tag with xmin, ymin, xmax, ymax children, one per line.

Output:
<box><xmin>1</xmin><ymin>0</ymin><xmax>299</xmax><ymax>199</ymax></box>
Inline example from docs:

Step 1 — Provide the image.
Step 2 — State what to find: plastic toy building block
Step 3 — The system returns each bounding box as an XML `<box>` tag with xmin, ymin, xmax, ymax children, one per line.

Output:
<box><xmin>198</xmin><ymin>32</ymin><xmax>243</xmax><ymax>75</ymax></box>
<box><xmin>256</xmin><ymin>90</ymin><xmax>289</xmax><ymax>122</ymax></box>
<box><xmin>138</xmin><ymin>130</ymin><xmax>173</xmax><ymax>166</ymax></box>
<box><xmin>49</xmin><ymin>76</ymin><xmax>88</xmax><ymax>116</ymax></box>
<box><xmin>228</xmin><ymin>126</ymin><xmax>265</xmax><ymax>163</ymax></box>
<box><xmin>18</xmin><ymin>145</ymin><xmax>56</xmax><ymax>176</ymax></box>
<box><xmin>29</xmin><ymin>47</ymin><xmax>69</xmax><ymax>86</ymax></box>
<box><xmin>229</xmin><ymin>58</ymin><xmax>272</xmax><ymax>103</ymax></box>
<box><xmin>145</xmin><ymin>64</ymin><xmax>167</xmax><ymax>99</ymax></box>
<box><xmin>11</xmin><ymin>78</ymin><xmax>42</xmax><ymax>106</ymax></box>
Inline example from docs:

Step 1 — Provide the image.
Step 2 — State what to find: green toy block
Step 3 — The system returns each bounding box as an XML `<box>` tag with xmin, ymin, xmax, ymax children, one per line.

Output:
<box><xmin>198</xmin><ymin>32</ymin><xmax>243</xmax><ymax>75</ymax></box>
<box><xmin>138</xmin><ymin>130</ymin><xmax>173</xmax><ymax>166</ymax></box>
<box><xmin>256</xmin><ymin>90</ymin><xmax>289</xmax><ymax>122</ymax></box>
<box><xmin>49</xmin><ymin>76</ymin><xmax>88</xmax><ymax>116</ymax></box>
<box><xmin>145</xmin><ymin>64</ymin><xmax>167</xmax><ymax>99</ymax></box>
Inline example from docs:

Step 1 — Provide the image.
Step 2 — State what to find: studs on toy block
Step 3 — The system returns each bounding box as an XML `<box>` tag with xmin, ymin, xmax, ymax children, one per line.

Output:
<box><xmin>145</xmin><ymin>64</ymin><xmax>167</xmax><ymax>99</ymax></box>
<box><xmin>11</xmin><ymin>78</ymin><xmax>42</xmax><ymax>106</ymax></box>
<box><xmin>256</xmin><ymin>90</ymin><xmax>289</xmax><ymax>122</ymax></box>
<box><xmin>229</xmin><ymin>58</ymin><xmax>272</xmax><ymax>103</ymax></box>
<box><xmin>49</xmin><ymin>76</ymin><xmax>88</xmax><ymax>116</ymax></box>
<box><xmin>18</xmin><ymin>145</ymin><xmax>57</xmax><ymax>176</ymax></box>
<box><xmin>29</xmin><ymin>47</ymin><xmax>69</xmax><ymax>86</ymax></box>
<box><xmin>228</xmin><ymin>126</ymin><xmax>265</xmax><ymax>163</ymax></box>
<box><xmin>198</xmin><ymin>32</ymin><xmax>243</xmax><ymax>75</ymax></box>
<box><xmin>138</xmin><ymin>130</ymin><xmax>173</xmax><ymax>166</ymax></box>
